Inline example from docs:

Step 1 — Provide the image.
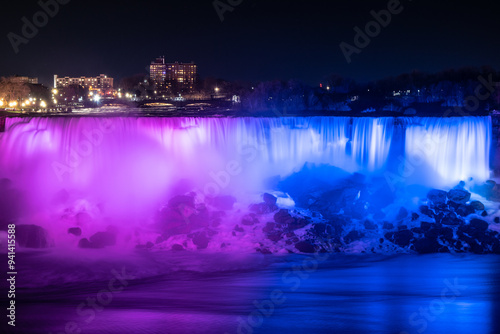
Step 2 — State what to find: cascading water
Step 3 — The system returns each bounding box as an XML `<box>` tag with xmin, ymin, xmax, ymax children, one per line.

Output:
<box><xmin>0</xmin><ymin>115</ymin><xmax>492</xmax><ymax>246</ymax></box>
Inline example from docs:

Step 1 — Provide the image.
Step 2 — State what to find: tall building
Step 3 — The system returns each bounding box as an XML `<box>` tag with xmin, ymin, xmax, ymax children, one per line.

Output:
<box><xmin>150</xmin><ymin>57</ymin><xmax>167</xmax><ymax>84</ymax></box>
<box><xmin>149</xmin><ymin>57</ymin><xmax>197</xmax><ymax>93</ymax></box>
<box><xmin>166</xmin><ymin>62</ymin><xmax>197</xmax><ymax>91</ymax></box>
<box><xmin>54</xmin><ymin>74</ymin><xmax>113</xmax><ymax>89</ymax></box>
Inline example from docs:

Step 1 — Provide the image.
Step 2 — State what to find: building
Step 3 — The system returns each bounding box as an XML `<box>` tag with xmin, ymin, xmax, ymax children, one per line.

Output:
<box><xmin>166</xmin><ymin>61</ymin><xmax>197</xmax><ymax>91</ymax></box>
<box><xmin>11</xmin><ymin>76</ymin><xmax>38</xmax><ymax>84</ymax></box>
<box><xmin>150</xmin><ymin>57</ymin><xmax>167</xmax><ymax>84</ymax></box>
<box><xmin>149</xmin><ymin>57</ymin><xmax>197</xmax><ymax>93</ymax></box>
<box><xmin>54</xmin><ymin>74</ymin><xmax>114</xmax><ymax>89</ymax></box>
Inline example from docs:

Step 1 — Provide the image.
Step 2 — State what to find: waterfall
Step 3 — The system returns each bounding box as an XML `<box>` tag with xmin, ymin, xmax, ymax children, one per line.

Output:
<box><xmin>0</xmin><ymin>116</ymin><xmax>491</xmax><ymax>219</ymax></box>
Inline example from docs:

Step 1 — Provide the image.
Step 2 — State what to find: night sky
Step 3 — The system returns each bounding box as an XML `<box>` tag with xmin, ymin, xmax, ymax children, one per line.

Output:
<box><xmin>0</xmin><ymin>0</ymin><xmax>498</xmax><ymax>87</ymax></box>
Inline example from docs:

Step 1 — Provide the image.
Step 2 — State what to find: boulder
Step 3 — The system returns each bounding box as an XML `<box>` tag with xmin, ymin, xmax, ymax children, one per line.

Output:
<box><xmin>413</xmin><ymin>237</ymin><xmax>440</xmax><ymax>254</ymax></box>
<box><xmin>274</xmin><ymin>209</ymin><xmax>295</xmax><ymax>225</ymax></box>
<box><xmin>469</xmin><ymin>219</ymin><xmax>489</xmax><ymax>232</ymax></box>
<box><xmin>249</xmin><ymin>202</ymin><xmax>278</xmax><ymax>214</ymax></box>
<box><xmin>16</xmin><ymin>225</ymin><xmax>49</xmax><ymax>248</ymax></box>
<box><xmin>470</xmin><ymin>201</ymin><xmax>485</xmax><ymax>211</ymax></box>
<box><xmin>68</xmin><ymin>227</ymin><xmax>82</xmax><ymax>236</ymax></box>
<box><xmin>344</xmin><ymin>230</ymin><xmax>364</xmax><ymax>244</ymax></box>
<box><xmin>169</xmin><ymin>195</ymin><xmax>195</xmax><ymax>209</ymax></box>
<box><xmin>420</xmin><ymin>221</ymin><xmax>433</xmax><ymax>231</ymax></box>
<box><xmin>392</xmin><ymin>230</ymin><xmax>414</xmax><ymax>247</ymax></box>
<box><xmin>455</xmin><ymin>204</ymin><xmax>475</xmax><ymax>217</ymax></box>
<box><xmin>263</xmin><ymin>193</ymin><xmax>277</xmax><ymax>206</ymax></box>
<box><xmin>363</xmin><ymin>220</ymin><xmax>378</xmax><ymax>230</ymax></box>
<box><xmin>441</xmin><ymin>214</ymin><xmax>463</xmax><ymax>226</ymax></box>
<box><xmin>78</xmin><ymin>238</ymin><xmax>94</xmax><ymax>249</ymax></box>
<box><xmin>241</xmin><ymin>214</ymin><xmax>259</xmax><ymax>226</ymax></box>
<box><xmin>427</xmin><ymin>189</ymin><xmax>447</xmax><ymax>205</ymax></box>
<box><xmin>396</xmin><ymin>207</ymin><xmax>409</xmax><ymax>220</ymax></box>
<box><xmin>295</xmin><ymin>241</ymin><xmax>316</xmax><ymax>253</ymax></box>
<box><xmin>172</xmin><ymin>244</ymin><xmax>185</xmax><ymax>251</ymax></box>
<box><xmin>89</xmin><ymin>231</ymin><xmax>116</xmax><ymax>248</ymax></box>
<box><xmin>191</xmin><ymin>231</ymin><xmax>209</xmax><ymax>249</ymax></box>
<box><xmin>447</xmin><ymin>189</ymin><xmax>471</xmax><ymax>204</ymax></box>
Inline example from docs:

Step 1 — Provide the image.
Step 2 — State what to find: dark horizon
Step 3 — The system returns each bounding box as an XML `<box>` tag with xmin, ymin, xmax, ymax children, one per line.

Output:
<box><xmin>1</xmin><ymin>0</ymin><xmax>499</xmax><ymax>87</ymax></box>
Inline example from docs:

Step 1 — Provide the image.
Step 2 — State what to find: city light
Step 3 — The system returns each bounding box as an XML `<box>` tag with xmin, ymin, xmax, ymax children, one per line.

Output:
<box><xmin>40</xmin><ymin>101</ymin><xmax>47</xmax><ymax>108</ymax></box>
<box><xmin>9</xmin><ymin>101</ymin><xmax>17</xmax><ymax>107</ymax></box>
<box><xmin>0</xmin><ymin>100</ymin><xmax>3</xmax><ymax>107</ymax></box>
<box><xmin>93</xmin><ymin>95</ymin><xmax>101</xmax><ymax>102</ymax></box>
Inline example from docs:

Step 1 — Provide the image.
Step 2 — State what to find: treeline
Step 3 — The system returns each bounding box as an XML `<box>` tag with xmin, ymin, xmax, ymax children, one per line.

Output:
<box><xmin>239</xmin><ymin>66</ymin><xmax>500</xmax><ymax>114</ymax></box>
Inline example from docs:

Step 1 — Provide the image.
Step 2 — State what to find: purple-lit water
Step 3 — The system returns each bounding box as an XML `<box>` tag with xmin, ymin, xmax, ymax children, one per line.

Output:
<box><xmin>0</xmin><ymin>115</ymin><xmax>497</xmax><ymax>333</ymax></box>
<box><xmin>12</xmin><ymin>252</ymin><xmax>500</xmax><ymax>334</ymax></box>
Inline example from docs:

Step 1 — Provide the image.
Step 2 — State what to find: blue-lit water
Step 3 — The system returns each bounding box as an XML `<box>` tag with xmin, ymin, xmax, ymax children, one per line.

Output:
<box><xmin>12</xmin><ymin>252</ymin><xmax>500</xmax><ymax>334</ymax></box>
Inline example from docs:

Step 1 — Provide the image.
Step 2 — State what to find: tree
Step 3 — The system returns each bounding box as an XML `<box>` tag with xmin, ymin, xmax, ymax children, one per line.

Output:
<box><xmin>0</xmin><ymin>77</ymin><xmax>30</xmax><ymax>102</ymax></box>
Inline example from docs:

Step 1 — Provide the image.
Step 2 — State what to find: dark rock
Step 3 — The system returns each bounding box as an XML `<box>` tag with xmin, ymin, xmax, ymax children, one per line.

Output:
<box><xmin>447</xmin><ymin>189</ymin><xmax>471</xmax><ymax>204</ymax></box>
<box><xmin>413</xmin><ymin>237</ymin><xmax>440</xmax><ymax>254</ymax></box>
<box><xmin>392</xmin><ymin>230</ymin><xmax>414</xmax><ymax>247</ymax></box>
<box><xmin>78</xmin><ymin>238</ymin><xmax>95</xmax><ymax>249</ymax></box>
<box><xmin>249</xmin><ymin>202</ymin><xmax>278</xmax><ymax>214</ymax></box>
<box><xmin>419</xmin><ymin>205</ymin><xmax>433</xmax><ymax>217</ymax></box>
<box><xmin>210</xmin><ymin>196</ymin><xmax>236</xmax><ymax>210</ymax></box>
<box><xmin>135</xmin><ymin>242</ymin><xmax>154</xmax><ymax>249</ymax></box>
<box><xmin>172</xmin><ymin>244</ymin><xmax>184</xmax><ymax>251</ymax></box>
<box><xmin>420</xmin><ymin>221</ymin><xmax>433</xmax><ymax>231</ymax></box>
<box><xmin>438</xmin><ymin>227</ymin><xmax>454</xmax><ymax>242</ymax></box>
<box><xmin>427</xmin><ymin>189</ymin><xmax>447</xmax><ymax>205</ymax></box>
<box><xmin>262</xmin><ymin>222</ymin><xmax>277</xmax><ymax>233</ymax></box>
<box><xmin>274</xmin><ymin>209</ymin><xmax>294</xmax><ymax>224</ymax></box>
<box><xmin>481</xmin><ymin>211</ymin><xmax>488</xmax><ymax>217</ymax></box>
<box><xmin>233</xmin><ymin>225</ymin><xmax>244</xmax><ymax>233</ymax></box>
<box><xmin>257</xmin><ymin>248</ymin><xmax>272</xmax><ymax>255</ymax></box>
<box><xmin>438</xmin><ymin>246</ymin><xmax>450</xmax><ymax>253</ymax></box>
<box><xmin>441</xmin><ymin>214</ymin><xmax>463</xmax><ymax>226</ymax></box>
<box><xmin>469</xmin><ymin>219</ymin><xmax>489</xmax><ymax>232</ymax></box>
<box><xmin>89</xmin><ymin>231</ymin><xmax>116</xmax><ymax>247</ymax></box>
<box><xmin>155</xmin><ymin>236</ymin><xmax>164</xmax><ymax>244</ymax></box>
<box><xmin>411</xmin><ymin>227</ymin><xmax>424</xmax><ymax>234</ymax></box>
<box><xmin>455</xmin><ymin>204</ymin><xmax>475</xmax><ymax>217</ymax></box>
<box><xmin>364</xmin><ymin>220</ymin><xmax>378</xmax><ymax>230</ymax></box>
<box><xmin>267</xmin><ymin>232</ymin><xmax>283</xmax><ymax>242</ymax></box>
<box><xmin>68</xmin><ymin>227</ymin><xmax>82</xmax><ymax>236</ymax></box>
<box><xmin>295</xmin><ymin>241</ymin><xmax>316</xmax><ymax>253</ymax></box>
<box><xmin>411</xmin><ymin>213</ymin><xmax>420</xmax><ymax>221</ymax></box>
<box><xmin>398</xmin><ymin>225</ymin><xmax>408</xmax><ymax>230</ymax></box>
<box><xmin>242</xmin><ymin>214</ymin><xmax>259</xmax><ymax>226</ymax></box>
<box><xmin>495</xmin><ymin>217</ymin><xmax>500</xmax><ymax>224</ymax></box>
<box><xmin>263</xmin><ymin>193</ymin><xmax>277</xmax><ymax>206</ymax></box>
<box><xmin>470</xmin><ymin>201</ymin><xmax>485</xmax><ymax>211</ymax></box>
<box><xmin>169</xmin><ymin>195</ymin><xmax>195</xmax><ymax>209</ymax></box>
<box><xmin>192</xmin><ymin>232</ymin><xmax>209</xmax><ymax>249</ymax></box>
<box><xmin>382</xmin><ymin>222</ymin><xmax>394</xmax><ymax>230</ymax></box>
<box><xmin>344</xmin><ymin>230</ymin><xmax>364</xmax><ymax>244</ymax></box>
<box><xmin>313</xmin><ymin>223</ymin><xmax>327</xmax><ymax>235</ymax></box>
<box><xmin>16</xmin><ymin>225</ymin><xmax>49</xmax><ymax>248</ymax></box>
<box><xmin>396</xmin><ymin>207</ymin><xmax>409</xmax><ymax>220</ymax></box>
